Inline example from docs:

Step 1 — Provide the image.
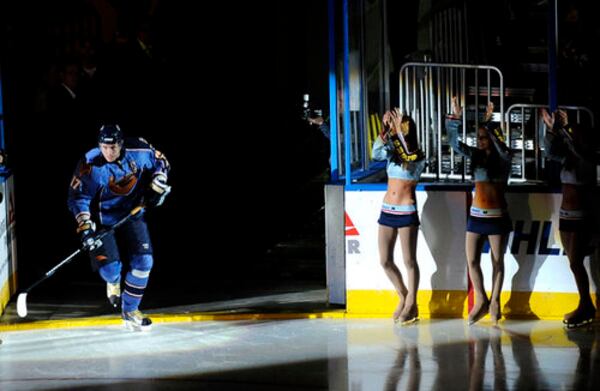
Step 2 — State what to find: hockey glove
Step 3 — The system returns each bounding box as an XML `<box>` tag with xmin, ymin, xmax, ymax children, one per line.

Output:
<box><xmin>77</xmin><ymin>218</ymin><xmax>102</xmax><ymax>251</ymax></box>
<box><xmin>145</xmin><ymin>173</ymin><xmax>171</xmax><ymax>208</ymax></box>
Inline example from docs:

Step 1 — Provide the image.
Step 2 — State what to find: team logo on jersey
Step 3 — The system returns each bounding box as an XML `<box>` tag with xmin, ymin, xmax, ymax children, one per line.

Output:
<box><xmin>108</xmin><ymin>173</ymin><xmax>138</xmax><ymax>195</ymax></box>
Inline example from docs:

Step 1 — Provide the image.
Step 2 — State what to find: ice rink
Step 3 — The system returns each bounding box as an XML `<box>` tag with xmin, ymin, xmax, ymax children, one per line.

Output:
<box><xmin>1</xmin><ymin>317</ymin><xmax>599</xmax><ymax>390</ymax></box>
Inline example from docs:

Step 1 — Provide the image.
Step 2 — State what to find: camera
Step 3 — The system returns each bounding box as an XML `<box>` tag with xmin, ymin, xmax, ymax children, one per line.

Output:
<box><xmin>302</xmin><ymin>94</ymin><xmax>322</xmax><ymax>121</ymax></box>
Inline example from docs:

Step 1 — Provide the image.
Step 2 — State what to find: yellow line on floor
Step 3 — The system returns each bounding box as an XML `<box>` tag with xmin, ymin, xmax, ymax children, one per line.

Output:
<box><xmin>0</xmin><ymin>311</ymin><xmax>348</xmax><ymax>331</ymax></box>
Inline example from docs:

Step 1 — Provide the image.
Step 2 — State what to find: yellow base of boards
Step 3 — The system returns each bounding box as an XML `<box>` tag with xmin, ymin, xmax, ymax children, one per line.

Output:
<box><xmin>347</xmin><ymin>289</ymin><xmax>596</xmax><ymax>320</ymax></box>
<box><xmin>1</xmin><ymin>289</ymin><xmax>595</xmax><ymax>332</ymax></box>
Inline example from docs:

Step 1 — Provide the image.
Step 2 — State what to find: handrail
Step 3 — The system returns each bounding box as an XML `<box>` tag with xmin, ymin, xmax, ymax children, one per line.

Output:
<box><xmin>398</xmin><ymin>62</ymin><xmax>504</xmax><ymax>181</ymax></box>
<box><xmin>505</xmin><ymin>104</ymin><xmax>595</xmax><ymax>182</ymax></box>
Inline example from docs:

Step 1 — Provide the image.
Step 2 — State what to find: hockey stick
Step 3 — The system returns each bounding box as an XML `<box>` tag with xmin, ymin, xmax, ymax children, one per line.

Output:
<box><xmin>16</xmin><ymin>206</ymin><xmax>144</xmax><ymax>318</ymax></box>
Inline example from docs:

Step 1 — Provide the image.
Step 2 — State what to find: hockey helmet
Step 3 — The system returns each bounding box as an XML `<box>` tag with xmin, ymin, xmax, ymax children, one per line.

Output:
<box><xmin>98</xmin><ymin>124</ymin><xmax>123</xmax><ymax>144</ymax></box>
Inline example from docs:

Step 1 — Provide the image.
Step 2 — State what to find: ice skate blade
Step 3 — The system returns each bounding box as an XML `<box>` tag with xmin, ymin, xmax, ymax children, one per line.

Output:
<box><xmin>468</xmin><ymin>316</ymin><xmax>486</xmax><ymax>326</ymax></box>
<box><xmin>564</xmin><ymin>318</ymin><xmax>593</xmax><ymax>330</ymax></box>
<box><xmin>490</xmin><ymin>312</ymin><xmax>502</xmax><ymax>325</ymax></box>
<box><xmin>397</xmin><ymin>317</ymin><xmax>419</xmax><ymax>326</ymax></box>
<box><xmin>562</xmin><ymin>318</ymin><xmax>592</xmax><ymax>325</ymax></box>
<box><xmin>108</xmin><ymin>296</ymin><xmax>120</xmax><ymax>308</ymax></box>
<box><xmin>468</xmin><ymin>303</ymin><xmax>490</xmax><ymax>326</ymax></box>
<box><xmin>468</xmin><ymin>312</ymin><xmax>490</xmax><ymax>326</ymax></box>
<box><xmin>124</xmin><ymin>320</ymin><xmax>152</xmax><ymax>332</ymax></box>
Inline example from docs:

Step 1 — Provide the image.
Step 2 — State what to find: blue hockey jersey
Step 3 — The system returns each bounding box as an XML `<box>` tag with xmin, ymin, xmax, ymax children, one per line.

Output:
<box><xmin>68</xmin><ymin>137</ymin><xmax>170</xmax><ymax>226</ymax></box>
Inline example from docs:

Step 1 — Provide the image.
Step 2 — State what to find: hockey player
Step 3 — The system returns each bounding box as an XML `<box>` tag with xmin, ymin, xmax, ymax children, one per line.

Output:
<box><xmin>67</xmin><ymin>124</ymin><xmax>170</xmax><ymax>331</ymax></box>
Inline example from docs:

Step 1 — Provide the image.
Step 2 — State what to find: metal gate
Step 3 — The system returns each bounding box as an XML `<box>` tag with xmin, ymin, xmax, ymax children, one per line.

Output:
<box><xmin>398</xmin><ymin>62</ymin><xmax>504</xmax><ymax>181</ymax></box>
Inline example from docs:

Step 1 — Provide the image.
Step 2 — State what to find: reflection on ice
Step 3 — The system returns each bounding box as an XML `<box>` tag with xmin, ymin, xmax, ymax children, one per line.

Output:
<box><xmin>1</xmin><ymin>319</ymin><xmax>599</xmax><ymax>390</ymax></box>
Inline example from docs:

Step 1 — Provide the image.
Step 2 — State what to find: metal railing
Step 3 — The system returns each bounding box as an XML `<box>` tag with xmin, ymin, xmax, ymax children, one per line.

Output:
<box><xmin>505</xmin><ymin>104</ymin><xmax>595</xmax><ymax>182</ymax></box>
<box><xmin>398</xmin><ymin>62</ymin><xmax>504</xmax><ymax>181</ymax></box>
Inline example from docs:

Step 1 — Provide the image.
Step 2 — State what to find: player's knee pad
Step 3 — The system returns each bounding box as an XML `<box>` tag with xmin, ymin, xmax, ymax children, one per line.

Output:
<box><xmin>99</xmin><ymin>261</ymin><xmax>122</xmax><ymax>283</ymax></box>
<box><xmin>130</xmin><ymin>254</ymin><xmax>153</xmax><ymax>272</ymax></box>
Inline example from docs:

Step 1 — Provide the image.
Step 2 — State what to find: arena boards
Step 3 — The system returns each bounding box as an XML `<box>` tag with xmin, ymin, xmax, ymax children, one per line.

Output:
<box><xmin>343</xmin><ymin>187</ymin><xmax>599</xmax><ymax>320</ymax></box>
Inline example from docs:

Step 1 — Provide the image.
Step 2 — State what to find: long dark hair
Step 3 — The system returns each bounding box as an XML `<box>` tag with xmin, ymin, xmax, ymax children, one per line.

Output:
<box><xmin>470</xmin><ymin>126</ymin><xmax>508</xmax><ymax>178</ymax></box>
<box><xmin>392</xmin><ymin>116</ymin><xmax>424</xmax><ymax>168</ymax></box>
<box><xmin>401</xmin><ymin>116</ymin><xmax>419</xmax><ymax>152</ymax></box>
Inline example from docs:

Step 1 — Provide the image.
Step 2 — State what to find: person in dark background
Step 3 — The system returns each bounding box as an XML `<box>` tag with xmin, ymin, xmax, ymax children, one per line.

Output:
<box><xmin>541</xmin><ymin>108</ymin><xmax>597</xmax><ymax>328</ymax></box>
<box><xmin>76</xmin><ymin>39</ymin><xmax>102</xmax><ymax>130</ymax></box>
<box><xmin>0</xmin><ymin>149</ymin><xmax>7</xmax><ymax>168</ymax></box>
<box><xmin>304</xmin><ymin>95</ymin><xmax>332</xmax><ymax>184</ymax></box>
<box><xmin>48</xmin><ymin>57</ymin><xmax>94</xmax><ymax>176</ymax></box>
<box><xmin>47</xmin><ymin>59</ymin><xmax>80</xmax><ymax>122</ymax></box>
<box><xmin>306</xmin><ymin>110</ymin><xmax>330</xmax><ymax>139</ymax></box>
<box><xmin>303</xmin><ymin>92</ymin><xmax>329</xmax><ymax>140</ymax></box>
<box><xmin>67</xmin><ymin>124</ymin><xmax>171</xmax><ymax>331</ymax></box>
<box><xmin>97</xmin><ymin>20</ymin><xmax>161</xmax><ymax>135</ymax></box>
<box><xmin>557</xmin><ymin>1</ymin><xmax>594</xmax><ymax>108</ymax></box>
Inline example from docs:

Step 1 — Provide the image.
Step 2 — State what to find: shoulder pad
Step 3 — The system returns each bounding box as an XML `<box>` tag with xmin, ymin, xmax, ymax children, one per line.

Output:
<box><xmin>78</xmin><ymin>161</ymin><xmax>92</xmax><ymax>176</ymax></box>
<box><xmin>85</xmin><ymin>148</ymin><xmax>105</xmax><ymax>166</ymax></box>
<box><xmin>124</xmin><ymin>137</ymin><xmax>151</xmax><ymax>149</ymax></box>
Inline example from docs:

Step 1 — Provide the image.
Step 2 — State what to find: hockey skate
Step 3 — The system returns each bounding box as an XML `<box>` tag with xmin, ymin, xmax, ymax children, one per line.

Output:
<box><xmin>489</xmin><ymin>301</ymin><xmax>502</xmax><ymax>325</ymax></box>
<box><xmin>392</xmin><ymin>300</ymin><xmax>405</xmax><ymax>323</ymax></box>
<box><xmin>106</xmin><ymin>282</ymin><xmax>121</xmax><ymax>308</ymax></box>
<box><xmin>563</xmin><ymin>306</ymin><xmax>596</xmax><ymax>329</ymax></box>
<box><xmin>399</xmin><ymin>316</ymin><xmax>420</xmax><ymax>326</ymax></box>
<box><xmin>122</xmin><ymin>309</ymin><xmax>152</xmax><ymax>332</ymax></box>
<box><xmin>396</xmin><ymin>304</ymin><xmax>419</xmax><ymax>326</ymax></box>
<box><xmin>468</xmin><ymin>301</ymin><xmax>490</xmax><ymax>326</ymax></box>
